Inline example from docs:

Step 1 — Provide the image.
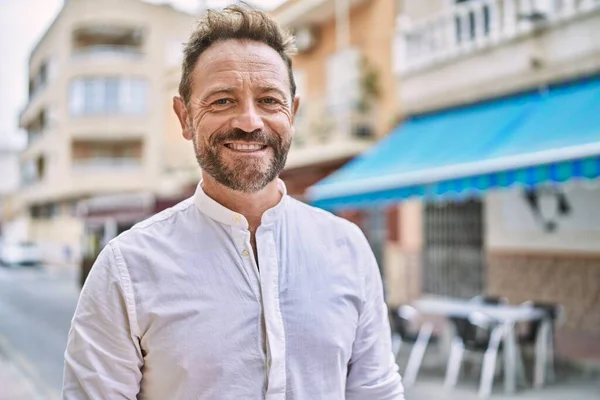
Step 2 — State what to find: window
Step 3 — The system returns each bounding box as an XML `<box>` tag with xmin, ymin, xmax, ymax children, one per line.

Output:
<box><xmin>71</xmin><ymin>140</ymin><xmax>143</xmax><ymax>171</ymax></box>
<box><xmin>69</xmin><ymin>77</ymin><xmax>148</xmax><ymax>116</ymax></box>
<box><xmin>30</xmin><ymin>202</ymin><xmax>58</xmax><ymax>219</ymax></box>
<box><xmin>28</xmin><ymin>57</ymin><xmax>55</xmax><ymax>99</ymax></box>
<box><xmin>20</xmin><ymin>155</ymin><xmax>46</xmax><ymax>186</ymax></box>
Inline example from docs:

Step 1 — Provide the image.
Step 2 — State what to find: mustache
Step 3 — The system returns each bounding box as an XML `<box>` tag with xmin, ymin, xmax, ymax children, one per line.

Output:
<box><xmin>210</xmin><ymin>129</ymin><xmax>281</xmax><ymax>147</ymax></box>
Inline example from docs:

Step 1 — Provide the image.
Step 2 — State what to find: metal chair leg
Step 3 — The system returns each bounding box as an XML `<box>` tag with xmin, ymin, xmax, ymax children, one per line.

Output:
<box><xmin>392</xmin><ymin>332</ymin><xmax>403</xmax><ymax>361</ymax></box>
<box><xmin>546</xmin><ymin>327</ymin><xmax>556</xmax><ymax>383</ymax></box>
<box><xmin>403</xmin><ymin>322</ymin><xmax>433</xmax><ymax>387</ymax></box>
<box><xmin>515</xmin><ymin>344</ymin><xmax>528</xmax><ymax>387</ymax></box>
<box><xmin>444</xmin><ymin>338</ymin><xmax>464</xmax><ymax>389</ymax></box>
<box><xmin>478</xmin><ymin>325</ymin><xmax>505</xmax><ymax>398</ymax></box>
<box><xmin>534</xmin><ymin>319</ymin><xmax>551</xmax><ymax>388</ymax></box>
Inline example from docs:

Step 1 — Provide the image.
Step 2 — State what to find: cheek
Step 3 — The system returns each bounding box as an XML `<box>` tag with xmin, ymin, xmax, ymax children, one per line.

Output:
<box><xmin>267</xmin><ymin>112</ymin><xmax>294</xmax><ymax>135</ymax></box>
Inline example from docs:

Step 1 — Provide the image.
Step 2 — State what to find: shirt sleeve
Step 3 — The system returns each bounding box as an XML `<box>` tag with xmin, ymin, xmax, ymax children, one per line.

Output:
<box><xmin>62</xmin><ymin>242</ymin><xmax>143</xmax><ymax>399</ymax></box>
<box><xmin>345</xmin><ymin>226</ymin><xmax>405</xmax><ymax>400</ymax></box>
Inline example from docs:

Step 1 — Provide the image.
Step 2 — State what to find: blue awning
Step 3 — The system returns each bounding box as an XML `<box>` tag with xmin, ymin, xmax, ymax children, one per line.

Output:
<box><xmin>307</xmin><ymin>77</ymin><xmax>600</xmax><ymax>210</ymax></box>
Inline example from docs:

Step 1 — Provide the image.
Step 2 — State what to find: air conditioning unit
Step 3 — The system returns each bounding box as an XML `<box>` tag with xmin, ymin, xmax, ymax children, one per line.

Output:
<box><xmin>353</xmin><ymin>123</ymin><xmax>375</xmax><ymax>139</ymax></box>
<box><xmin>519</xmin><ymin>0</ymin><xmax>558</xmax><ymax>22</ymax></box>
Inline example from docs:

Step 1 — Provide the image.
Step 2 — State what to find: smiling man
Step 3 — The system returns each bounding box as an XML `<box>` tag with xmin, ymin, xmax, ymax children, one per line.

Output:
<box><xmin>62</xmin><ymin>5</ymin><xmax>404</xmax><ymax>400</ymax></box>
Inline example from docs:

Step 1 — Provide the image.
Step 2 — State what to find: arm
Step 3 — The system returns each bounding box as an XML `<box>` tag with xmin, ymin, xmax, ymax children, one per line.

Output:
<box><xmin>345</xmin><ymin>228</ymin><xmax>404</xmax><ymax>400</ymax></box>
<box><xmin>62</xmin><ymin>242</ymin><xmax>143</xmax><ymax>399</ymax></box>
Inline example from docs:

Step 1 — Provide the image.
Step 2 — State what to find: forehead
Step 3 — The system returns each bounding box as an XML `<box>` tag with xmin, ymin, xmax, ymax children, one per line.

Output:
<box><xmin>192</xmin><ymin>39</ymin><xmax>290</xmax><ymax>93</ymax></box>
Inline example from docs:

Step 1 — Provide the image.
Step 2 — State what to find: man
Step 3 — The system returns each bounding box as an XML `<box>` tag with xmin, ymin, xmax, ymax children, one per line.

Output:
<box><xmin>63</xmin><ymin>5</ymin><xmax>404</xmax><ymax>400</ymax></box>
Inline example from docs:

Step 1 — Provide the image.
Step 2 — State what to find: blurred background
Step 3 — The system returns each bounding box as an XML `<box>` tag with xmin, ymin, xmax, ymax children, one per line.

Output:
<box><xmin>0</xmin><ymin>0</ymin><xmax>599</xmax><ymax>398</ymax></box>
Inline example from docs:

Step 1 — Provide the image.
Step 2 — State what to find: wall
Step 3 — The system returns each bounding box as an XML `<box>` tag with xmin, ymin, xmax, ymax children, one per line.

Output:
<box><xmin>486</xmin><ymin>183</ymin><xmax>600</xmax><ymax>351</ymax></box>
<box><xmin>0</xmin><ymin>153</ymin><xmax>20</xmax><ymax>196</ymax></box>
<box><xmin>292</xmin><ymin>0</ymin><xmax>399</xmax><ymax>135</ymax></box>
<box><xmin>486</xmin><ymin>184</ymin><xmax>600</xmax><ymax>253</ymax></box>
<box><xmin>385</xmin><ymin>200</ymin><xmax>423</xmax><ymax>305</ymax></box>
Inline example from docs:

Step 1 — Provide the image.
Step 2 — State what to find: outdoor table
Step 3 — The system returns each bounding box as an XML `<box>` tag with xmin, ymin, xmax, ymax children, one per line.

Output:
<box><xmin>411</xmin><ymin>297</ymin><xmax>552</xmax><ymax>395</ymax></box>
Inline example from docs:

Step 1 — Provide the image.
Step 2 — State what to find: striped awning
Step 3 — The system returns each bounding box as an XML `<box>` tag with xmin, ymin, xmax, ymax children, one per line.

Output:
<box><xmin>307</xmin><ymin>77</ymin><xmax>600</xmax><ymax>210</ymax></box>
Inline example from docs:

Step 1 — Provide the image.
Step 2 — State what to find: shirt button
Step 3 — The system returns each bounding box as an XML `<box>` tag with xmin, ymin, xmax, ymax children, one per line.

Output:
<box><xmin>233</xmin><ymin>215</ymin><xmax>241</xmax><ymax>222</ymax></box>
<box><xmin>242</xmin><ymin>249</ymin><xmax>250</xmax><ymax>257</ymax></box>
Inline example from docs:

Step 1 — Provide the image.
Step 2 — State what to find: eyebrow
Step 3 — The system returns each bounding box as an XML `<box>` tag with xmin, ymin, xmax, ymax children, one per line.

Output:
<box><xmin>201</xmin><ymin>86</ymin><xmax>237</xmax><ymax>101</ymax></box>
<box><xmin>257</xmin><ymin>84</ymin><xmax>288</xmax><ymax>100</ymax></box>
<box><xmin>201</xmin><ymin>84</ymin><xmax>289</xmax><ymax>102</ymax></box>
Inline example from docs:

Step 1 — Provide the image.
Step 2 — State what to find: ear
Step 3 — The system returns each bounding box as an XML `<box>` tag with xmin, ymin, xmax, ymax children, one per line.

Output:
<box><xmin>173</xmin><ymin>96</ymin><xmax>193</xmax><ymax>140</ymax></box>
<box><xmin>291</xmin><ymin>95</ymin><xmax>300</xmax><ymax>123</ymax></box>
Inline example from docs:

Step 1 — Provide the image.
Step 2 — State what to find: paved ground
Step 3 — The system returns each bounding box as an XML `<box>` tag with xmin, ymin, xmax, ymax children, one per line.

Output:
<box><xmin>405</xmin><ymin>373</ymin><xmax>600</xmax><ymax>399</ymax></box>
<box><xmin>0</xmin><ymin>351</ymin><xmax>43</xmax><ymax>400</ymax></box>
<box><xmin>0</xmin><ymin>265</ymin><xmax>79</xmax><ymax>399</ymax></box>
<box><xmin>397</xmin><ymin>340</ymin><xmax>600</xmax><ymax>399</ymax></box>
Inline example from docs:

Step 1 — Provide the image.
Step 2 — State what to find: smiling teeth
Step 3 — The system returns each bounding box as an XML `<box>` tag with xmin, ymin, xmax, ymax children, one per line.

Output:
<box><xmin>229</xmin><ymin>144</ymin><xmax>263</xmax><ymax>151</ymax></box>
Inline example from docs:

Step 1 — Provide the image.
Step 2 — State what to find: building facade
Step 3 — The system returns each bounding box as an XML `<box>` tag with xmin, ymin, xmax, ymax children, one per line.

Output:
<box><xmin>271</xmin><ymin>0</ymin><xmax>399</xmax><ymax>199</ymax></box>
<box><xmin>9</xmin><ymin>0</ymin><xmax>198</xmax><ymax>266</ymax></box>
<box><xmin>388</xmin><ymin>0</ymin><xmax>600</xmax><ymax>361</ymax></box>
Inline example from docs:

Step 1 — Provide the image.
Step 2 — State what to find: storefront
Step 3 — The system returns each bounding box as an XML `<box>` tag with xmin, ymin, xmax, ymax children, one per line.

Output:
<box><xmin>307</xmin><ymin>76</ymin><xmax>600</xmax><ymax>362</ymax></box>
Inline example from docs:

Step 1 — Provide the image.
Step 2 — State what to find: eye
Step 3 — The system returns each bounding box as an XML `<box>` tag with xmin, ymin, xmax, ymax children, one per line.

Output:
<box><xmin>260</xmin><ymin>97</ymin><xmax>280</xmax><ymax>105</ymax></box>
<box><xmin>212</xmin><ymin>98</ymin><xmax>232</xmax><ymax>106</ymax></box>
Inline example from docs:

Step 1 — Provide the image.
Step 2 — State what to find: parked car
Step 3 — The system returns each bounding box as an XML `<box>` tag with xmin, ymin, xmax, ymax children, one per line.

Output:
<box><xmin>0</xmin><ymin>241</ymin><xmax>42</xmax><ymax>267</ymax></box>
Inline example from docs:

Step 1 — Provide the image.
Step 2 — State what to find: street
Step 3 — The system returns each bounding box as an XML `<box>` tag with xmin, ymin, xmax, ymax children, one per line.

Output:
<box><xmin>0</xmin><ymin>266</ymin><xmax>79</xmax><ymax>399</ymax></box>
<box><xmin>0</xmin><ymin>265</ymin><xmax>599</xmax><ymax>400</ymax></box>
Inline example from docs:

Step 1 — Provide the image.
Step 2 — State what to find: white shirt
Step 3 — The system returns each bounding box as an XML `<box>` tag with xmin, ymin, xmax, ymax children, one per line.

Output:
<box><xmin>63</xmin><ymin>180</ymin><xmax>404</xmax><ymax>400</ymax></box>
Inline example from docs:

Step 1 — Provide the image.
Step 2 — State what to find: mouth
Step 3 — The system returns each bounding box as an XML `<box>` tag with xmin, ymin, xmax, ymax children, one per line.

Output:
<box><xmin>224</xmin><ymin>142</ymin><xmax>269</xmax><ymax>153</ymax></box>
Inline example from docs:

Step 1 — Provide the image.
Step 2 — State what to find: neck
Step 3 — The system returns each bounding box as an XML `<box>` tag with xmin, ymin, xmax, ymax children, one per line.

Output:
<box><xmin>201</xmin><ymin>173</ymin><xmax>282</xmax><ymax>231</ymax></box>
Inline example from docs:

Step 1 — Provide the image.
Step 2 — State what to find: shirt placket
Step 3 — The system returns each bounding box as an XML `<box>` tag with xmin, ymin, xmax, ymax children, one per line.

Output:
<box><xmin>256</xmin><ymin>226</ymin><xmax>286</xmax><ymax>400</ymax></box>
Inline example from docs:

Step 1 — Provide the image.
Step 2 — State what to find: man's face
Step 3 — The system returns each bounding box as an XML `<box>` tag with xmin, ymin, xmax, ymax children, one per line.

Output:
<box><xmin>174</xmin><ymin>39</ymin><xmax>299</xmax><ymax>193</ymax></box>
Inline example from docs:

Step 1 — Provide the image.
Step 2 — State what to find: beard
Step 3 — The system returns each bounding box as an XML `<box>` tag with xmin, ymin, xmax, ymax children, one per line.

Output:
<box><xmin>192</xmin><ymin>126</ymin><xmax>291</xmax><ymax>193</ymax></box>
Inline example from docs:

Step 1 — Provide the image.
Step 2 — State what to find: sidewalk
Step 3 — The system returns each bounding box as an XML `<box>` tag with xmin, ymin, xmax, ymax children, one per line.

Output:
<box><xmin>0</xmin><ymin>353</ymin><xmax>43</xmax><ymax>400</ymax></box>
<box><xmin>397</xmin><ymin>342</ymin><xmax>600</xmax><ymax>399</ymax></box>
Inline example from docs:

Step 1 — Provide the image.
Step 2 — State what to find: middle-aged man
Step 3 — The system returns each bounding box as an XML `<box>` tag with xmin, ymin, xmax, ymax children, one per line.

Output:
<box><xmin>63</xmin><ymin>5</ymin><xmax>404</xmax><ymax>400</ymax></box>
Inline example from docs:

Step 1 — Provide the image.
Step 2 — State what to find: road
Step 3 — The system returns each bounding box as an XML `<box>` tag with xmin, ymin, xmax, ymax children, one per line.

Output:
<box><xmin>0</xmin><ymin>266</ymin><xmax>80</xmax><ymax>399</ymax></box>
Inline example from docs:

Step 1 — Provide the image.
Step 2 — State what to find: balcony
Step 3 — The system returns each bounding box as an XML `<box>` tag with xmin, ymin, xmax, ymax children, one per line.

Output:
<box><xmin>71</xmin><ymin>25</ymin><xmax>144</xmax><ymax>60</ymax></box>
<box><xmin>72</xmin><ymin>157</ymin><xmax>143</xmax><ymax>173</ymax></box>
<box><xmin>395</xmin><ymin>0</ymin><xmax>600</xmax><ymax>74</ymax></box>
<box><xmin>71</xmin><ymin>45</ymin><xmax>143</xmax><ymax>60</ymax></box>
<box><xmin>23</xmin><ymin>108</ymin><xmax>49</xmax><ymax>147</ymax></box>
<box><xmin>20</xmin><ymin>155</ymin><xmax>47</xmax><ymax>188</ymax></box>
<box><xmin>285</xmin><ymin>98</ymin><xmax>377</xmax><ymax>169</ymax></box>
<box><xmin>71</xmin><ymin>139</ymin><xmax>143</xmax><ymax>174</ymax></box>
<box><xmin>394</xmin><ymin>0</ymin><xmax>600</xmax><ymax>113</ymax></box>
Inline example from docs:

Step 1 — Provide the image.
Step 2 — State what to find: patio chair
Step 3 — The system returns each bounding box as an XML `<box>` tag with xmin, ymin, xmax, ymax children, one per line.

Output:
<box><xmin>470</xmin><ymin>295</ymin><xmax>509</xmax><ymax>305</ymax></box>
<box><xmin>518</xmin><ymin>301</ymin><xmax>565</xmax><ymax>386</ymax></box>
<box><xmin>444</xmin><ymin>311</ymin><xmax>526</xmax><ymax>398</ymax></box>
<box><xmin>390</xmin><ymin>305</ymin><xmax>436</xmax><ymax>388</ymax></box>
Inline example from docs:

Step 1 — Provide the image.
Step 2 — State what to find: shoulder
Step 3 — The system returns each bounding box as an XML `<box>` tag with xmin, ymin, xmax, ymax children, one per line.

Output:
<box><xmin>285</xmin><ymin>196</ymin><xmax>369</xmax><ymax>251</ymax></box>
<box><xmin>108</xmin><ymin>197</ymin><xmax>196</xmax><ymax>254</ymax></box>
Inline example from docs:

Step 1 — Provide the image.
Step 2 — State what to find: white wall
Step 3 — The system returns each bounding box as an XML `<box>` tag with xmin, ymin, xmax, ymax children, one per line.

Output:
<box><xmin>486</xmin><ymin>183</ymin><xmax>600</xmax><ymax>253</ymax></box>
<box><xmin>0</xmin><ymin>152</ymin><xmax>19</xmax><ymax>196</ymax></box>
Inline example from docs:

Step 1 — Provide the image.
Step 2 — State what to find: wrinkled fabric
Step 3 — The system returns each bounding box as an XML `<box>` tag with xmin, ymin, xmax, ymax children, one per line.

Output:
<box><xmin>63</xmin><ymin>180</ymin><xmax>404</xmax><ymax>400</ymax></box>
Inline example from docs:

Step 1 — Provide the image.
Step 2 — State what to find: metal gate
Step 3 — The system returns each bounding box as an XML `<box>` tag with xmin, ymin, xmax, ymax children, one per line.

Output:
<box><xmin>423</xmin><ymin>199</ymin><xmax>484</xmax><ymax>298</ymax></box>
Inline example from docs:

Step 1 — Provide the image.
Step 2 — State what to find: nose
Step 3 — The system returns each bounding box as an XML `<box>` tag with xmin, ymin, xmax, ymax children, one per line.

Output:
<box><xmin>231</xmin><ymin>100</ymin><xmax>265</xmax><ymax>133</ymax></box>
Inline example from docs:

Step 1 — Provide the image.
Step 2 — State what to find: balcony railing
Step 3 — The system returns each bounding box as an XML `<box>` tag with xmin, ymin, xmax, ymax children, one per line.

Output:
<box><xmin>292</xmin><ymin>98</ymin><xmax>378</xmax><ymax>150</ymax></box>
<box><xmin>71</xmin><ymin>45</ymin><xmax>143</xmax><ymax>60</ymax></box>
<box><xmin>394</xmin><ymin>0</ymin><xmax>600</xmax><ymax>74</ymax></box>
<box><xmin>72</xmin><ymin>157</ymin><xmax>142</xmax><ymax>172</ymax></box>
